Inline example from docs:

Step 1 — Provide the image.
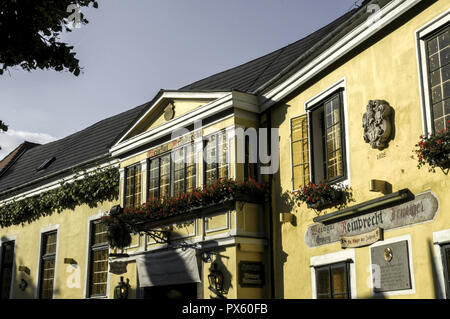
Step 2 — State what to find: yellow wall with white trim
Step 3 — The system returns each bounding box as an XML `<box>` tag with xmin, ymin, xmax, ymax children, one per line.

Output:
<box><xmin>271</xmin><ymin>0</ymin><xmax>450</xmax><ymax>299</ymax></box>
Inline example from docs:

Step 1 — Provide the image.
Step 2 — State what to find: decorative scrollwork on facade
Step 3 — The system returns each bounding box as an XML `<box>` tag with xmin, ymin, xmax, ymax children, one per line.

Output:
<box><xmin>362</xmin><ymin>100</ymin><xmax>393</xmax><ymax>150</ymax></box>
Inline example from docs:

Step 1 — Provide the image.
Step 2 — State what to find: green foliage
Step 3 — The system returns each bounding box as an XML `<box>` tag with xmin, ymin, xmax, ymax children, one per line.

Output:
<box><xmin>0</xmin><ymin>166</ymin><xmax>119</xmax><ymax>228</ymax></box>
<box><xmin>0</xmin><ymin>0</ymin><xmax>99</xmax><ymax>75</ymax></box>
<box><xmin>0</xmin><ymin>121</ymin><xmax>7</xmax><ymax>132</ymax></box>
<box><xmin>0</xmin><ymin>120</ymin><xmax>7</xmax><ymax>151</ymax></box>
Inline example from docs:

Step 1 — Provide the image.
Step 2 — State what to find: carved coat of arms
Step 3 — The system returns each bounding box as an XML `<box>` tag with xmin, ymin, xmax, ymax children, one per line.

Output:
<box><xmin>362</xmin><ymin>100</ymin><xmax>393</xmax><ymax>150</ymax></box>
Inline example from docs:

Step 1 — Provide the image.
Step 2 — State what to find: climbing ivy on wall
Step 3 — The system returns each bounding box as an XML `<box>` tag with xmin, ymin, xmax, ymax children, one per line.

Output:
<box><xmin>0</xmin><ymin>166</ymin><xmax>119</xmax><ymax>228</ymax></box>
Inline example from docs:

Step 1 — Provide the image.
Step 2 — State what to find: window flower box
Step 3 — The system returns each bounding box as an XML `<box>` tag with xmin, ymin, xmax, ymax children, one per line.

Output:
<box><xmin>293</xmin><ymin>182</ymin><xmax>350</xmax><ymax>212</ymax></box>
<box><xmin>103</xmin><ymin>178</ymin><xmax>268</xmax><ymax>248</ymax></box>
<box><xmin>414</xmin><ymin>123</ymin><xmax>450</xmax><ymax>174</ymax></box>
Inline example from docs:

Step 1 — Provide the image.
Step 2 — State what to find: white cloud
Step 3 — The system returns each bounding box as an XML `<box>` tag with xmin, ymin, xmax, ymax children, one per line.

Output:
<box><xmin>0</xmin><ymin>129</ymin><xmax>57</xmax><ymax>160</ymax></box>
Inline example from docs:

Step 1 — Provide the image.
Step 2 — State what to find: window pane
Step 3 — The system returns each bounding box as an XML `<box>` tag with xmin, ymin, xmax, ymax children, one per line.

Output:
<box><xmin>92</xmin><ymin>222</ymin><xmax>108</xmax><ymax>245</ymax></box>
<box><xmin>148</xmin><ymin>159</ymin><xmax>160</xmax><ymax>200</ymax></box>
<box><xmin>427</xmin><ymin>26</ymin><xmax>450</xmax><ymax>133</ymax></box>
<box><xmin>323</xmin><ymin>95</ymin><xmax>343</xmax><ymax>180</ymax></box>
<box><xmin>316</xmin><ymin>267</ymin><xmax>330</xmax><ymax>298</ymax></box>
<box><xmin>439</xmin><ymin>30</ymin><xmax>450</xmax><ymax>50</ymax></box>
<box><xmin>90</xmin><ymin>248</ymin><xmax>108</xmax><ymax>296</ymax></box>
<box><xmin>428</xmin><ymin>37</ymin><xmax>438</xmax><ymax>55</ymax></box>
<box><xmin>218</xmin><ymin>132</ymin><xmax>228</xmax><ymax>179</ymax></box>
<box><xmin>205</xmin><ymin>134</ymin><xmax>220</xmax><ymax>184</ymax></box>
<box><xmin>186</xmin><ymin>144</ymin><xmax>197</xmax><ymax>192</ymax></box>
<box><xmin>40</xmin><ymin>259</ymin><xmax>55</xmax><ymax>299</ymax></box>
<box><xmin>43</xmin><ymin>232</ymin><xmax>57</xmax><ymax>255</ymax></box>
<box><xmin>331</xmin><ymin>265</ymin><xmax>348</xmax><ymax>298</ymax></box>
<box><xmin>125</xmin><ymin>165</ymin><xmax>141</xmax><ymax>208</ymax></box>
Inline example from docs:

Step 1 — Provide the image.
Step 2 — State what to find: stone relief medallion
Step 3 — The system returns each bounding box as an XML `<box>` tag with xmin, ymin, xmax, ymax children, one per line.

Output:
<box><xmin>362</xmin><ymin>100</ymin><xmax>393</xmax><ymax>150</ymax></box>
<box><xmin>164</xmin><ymin>102</ymin><xmax>175</xmax><ymax>121</ymax></box>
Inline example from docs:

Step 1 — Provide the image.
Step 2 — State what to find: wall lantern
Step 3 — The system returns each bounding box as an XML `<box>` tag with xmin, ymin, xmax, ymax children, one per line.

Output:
<box><xmin>114</xmin><ymin>276</ymin><xmax>129</xmax><ymax>299</ymax></box>
<box><xmin>208</xmin><ymin>262</ymin><xmax>224</xmax><ymax>295</ymax></box>
<box><xmin>201</xmin><ymin>251</ymin><xmax>216</xmax><ymax>263</ymax></box>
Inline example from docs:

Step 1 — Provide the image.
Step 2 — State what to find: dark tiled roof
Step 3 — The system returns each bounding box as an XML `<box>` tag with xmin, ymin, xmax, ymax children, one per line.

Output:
<box><xmin>0</xmin><ymin>103</ymin><xmax>148</xmax><ymax>197</ymax></box>
<box><xmin>0</xmin><ymin>142</ymin><xmax>39</xmax><ymax>174</ymax></box>
<box><xmin>178</xmin><ymin>0</ymin><xmax>383</xmax><ymax>94</ymax></box>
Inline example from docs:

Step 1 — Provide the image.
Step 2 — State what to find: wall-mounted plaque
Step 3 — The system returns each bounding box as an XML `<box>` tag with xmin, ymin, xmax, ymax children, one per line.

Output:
<box><xmin>370</xmin><ymin>240</ymin><xmax>412</xmax><ymax>293</ymax></box>
<box><xmin>109</xmin><ymin>261</ymin><xmax>128</xmax><ymax>275</ymax></box>
<box><xmin>239</xmin><ymin>262</ymin><xmax>265</xmax><ymax>288</ymax></box>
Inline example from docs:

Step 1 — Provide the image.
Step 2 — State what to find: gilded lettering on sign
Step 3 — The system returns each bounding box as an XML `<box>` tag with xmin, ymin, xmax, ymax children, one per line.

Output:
<box><xmin>147</xmin><ymin>131</ymin><xmax>200</xmax><ymax>158</ymax></box>
<box><xmin>340</xmin><ymin>228</ymin><xmax>383</xmax><ymax>248</ymax></box>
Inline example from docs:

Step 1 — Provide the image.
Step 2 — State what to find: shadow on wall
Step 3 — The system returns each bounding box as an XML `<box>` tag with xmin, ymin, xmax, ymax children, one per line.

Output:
<box><xmin>209</xmin><ymin>251</ymin><xmax>231</xmax><ymax>299</ymax></box>
<box><xmin>428</xmin><ymin>238</ymin><xmax>443</xmax><ymax>299</ymax></box>
<box><xmin>12</xmin><ymin>255</ymin><xmax>36</xmax><ymax>299</ymax></box>
<box><xmin>269</xmin><ymin>102</ymin><xmax>294</xmax><ymax>299</ymax></box>
<box><xmin>0</xmin><ymin>235</ymin><xmax>62</xmax><ymax>300</ymax></box>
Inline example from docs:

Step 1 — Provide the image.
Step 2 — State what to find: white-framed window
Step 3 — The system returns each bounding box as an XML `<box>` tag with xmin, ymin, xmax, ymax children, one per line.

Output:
<box><xmin>310</xmin><ymin>249</ymin><xmax>357</xmax><ymax>299</ymax></box>
<box><xmin>84</xmin><ymin>212</ymin><xmax>111</xmax><ymax>299</ymax></box>
<box><xmin>433</xmin><ymin>229</ymin><xmax>450</xmax><ymax>299</ymax></box>
<box><xmin>416</xmin><ymin>10</ymin><xmax>450</xmax><ymax>135</ymax></box>
<box><xmin>292</xmin><ymin>79</ymin><xmax>350</xmax><ymax>190</ymax></box>
<box><xmin>35</xmin><ymin>225</ymin><xmax>60</xmax><ymax>299</ymax></box>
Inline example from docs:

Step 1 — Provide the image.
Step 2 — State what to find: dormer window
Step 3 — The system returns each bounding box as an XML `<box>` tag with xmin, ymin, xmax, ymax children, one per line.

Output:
<box><xmin>37</xmin><ymin>156</ymin><xmax>56</xmax><ymax>171</ymax></box>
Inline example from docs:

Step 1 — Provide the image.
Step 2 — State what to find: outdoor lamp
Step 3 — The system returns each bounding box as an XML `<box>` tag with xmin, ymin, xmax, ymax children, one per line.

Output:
<box><xmin>208</xmin><ymin>262</ymin><xmax>224</xmax><ymax>294</ymax></box>
<box><xmin>114</xmin><ymin>276</ymin><xmax>129</xmax><ymax>299</ymax></box>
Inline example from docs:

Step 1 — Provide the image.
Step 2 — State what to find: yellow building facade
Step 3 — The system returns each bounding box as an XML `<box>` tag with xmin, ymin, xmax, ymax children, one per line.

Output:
<box><xmin>268</xmin><ymin>0</ymin><xmax>450</xmax><ymax>299</ymax></box>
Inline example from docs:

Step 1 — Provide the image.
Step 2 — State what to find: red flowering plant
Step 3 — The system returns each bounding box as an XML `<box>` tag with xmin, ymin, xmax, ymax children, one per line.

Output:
<box><xmin>103</xmin><ymin>178</ymin><xmax>268</xmax><ymax>248</ymax></box>
<box><xmin>292</xmin><ymin>181</ymin><xmax>352</xmax><ymax>212</ymax></box>
<box><xmin>414</xmin><ymin>122</ymin><xmax>450</xmax><ymax>174</ymax></box>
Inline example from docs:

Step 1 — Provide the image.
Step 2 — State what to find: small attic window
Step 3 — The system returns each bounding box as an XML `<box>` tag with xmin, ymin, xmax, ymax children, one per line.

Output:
<box><xmin>37</xmin><ymin>156</ymin><xmax>56</xmax><ymax>171</ymax></box>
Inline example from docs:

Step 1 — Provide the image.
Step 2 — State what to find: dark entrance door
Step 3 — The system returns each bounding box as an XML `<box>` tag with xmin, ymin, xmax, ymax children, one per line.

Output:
<box><xmin>143</xmin><ymin>283</ymin><xmax>197</xmax><ymax>299</ymax></box>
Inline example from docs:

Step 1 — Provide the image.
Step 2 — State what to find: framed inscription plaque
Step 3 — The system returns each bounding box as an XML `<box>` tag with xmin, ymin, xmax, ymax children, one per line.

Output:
<box><xmin>370</xmin><ymin>240</ymin><xmax>412</xmax><ymax>293</ymax></box>
<box><xmin>239</xmin><ymin>262</ymin><xmax>265</xmax><ymax>288</ymax></box>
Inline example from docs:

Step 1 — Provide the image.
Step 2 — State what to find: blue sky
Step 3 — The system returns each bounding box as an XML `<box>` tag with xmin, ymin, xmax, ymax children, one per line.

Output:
<box><xmin>0</xmin><ymin>0</ymin><xmax>362</xmax><ymax>159</ymax></box>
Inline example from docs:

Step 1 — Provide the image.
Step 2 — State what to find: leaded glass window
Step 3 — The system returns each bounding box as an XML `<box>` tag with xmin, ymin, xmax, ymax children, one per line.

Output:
<box><xmin>310</xmin><ymin>91</ymin><xmax>346</xmax><ymax>183</ymax></box>
<box><xmin>124</xmin><ymin>164</ymin><xmax>142</xmax><ymax>208</ymax></box>
<box><xmin>39</xmin><ymin>232</ymin><xmax>57</xmax><ymax>299</ymax></box>
<box><xmin>147</xmin><ymin>143</ymin><xmax>197</xmax><ymax>200</ymax></box>
<box><xmin>88</xmin><ymin>220</ymin><xmax>109</xmax><ymax>297</ymax></box>
<box><xmin>426</xmin><ymin>24</ymin><xmax>450</xmax><ymax>133</ymax></box>
<box><xmin>204</xmin><ymin>132</ymin><xmax>228</xmax><ymax>185</ymax></box>
<box><xmin>0</xmin><ymin>241</ymin><xmax>15</xmax><ymax>299</ymax></box>
<box><xmin>315</xmin><ymin>262</ymin><xmax>351</xmax><ymax>299</ymax></box>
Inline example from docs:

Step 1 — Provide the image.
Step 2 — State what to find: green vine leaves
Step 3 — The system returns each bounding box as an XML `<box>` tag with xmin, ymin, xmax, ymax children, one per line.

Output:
<box><xmin>0</xmin><ymin>166</ymin><xmax>119</xmax><ymax>228</ymax></box>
